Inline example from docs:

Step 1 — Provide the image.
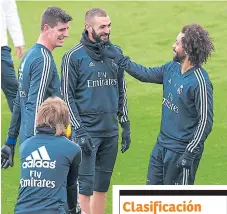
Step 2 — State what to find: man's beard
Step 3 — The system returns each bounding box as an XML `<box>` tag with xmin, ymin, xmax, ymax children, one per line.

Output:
<box><xmin>173</xmin><ymin>51</ymin><xmax>186</xmax><ymax>64</ymax></box>
<box><xmin>91</xmin><ymin>28</ymin><xmax>110</xmax><ymax>44</ymax></box>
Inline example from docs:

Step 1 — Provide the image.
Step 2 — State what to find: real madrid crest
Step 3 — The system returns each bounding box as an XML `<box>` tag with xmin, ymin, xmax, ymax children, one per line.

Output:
<box><xmin>111</xmin><ymin>59</ymin><xmax>119</xmax><ymax>71</ymax></box>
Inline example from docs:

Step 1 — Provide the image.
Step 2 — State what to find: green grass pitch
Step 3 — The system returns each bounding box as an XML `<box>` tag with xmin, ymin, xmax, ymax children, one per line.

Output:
<box><xmin>1</xmin><ymin>1</ymin><xmax>227</xmax><ymax>214</ymax></box>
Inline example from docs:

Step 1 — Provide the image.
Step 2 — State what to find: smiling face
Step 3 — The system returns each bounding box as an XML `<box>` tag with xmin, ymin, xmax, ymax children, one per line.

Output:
<box><xmin>86</xmin><ymin>15</ymin><xmax>111</xmax><ymax>43</ymax></box>
<box><xmin>43</xmin><ymin>21</ymin><xmax>70</xmax><ymax>48</ymax></box>
<box><xmin>172</xmin><ymin>32</ymin><xmax>187</xmax><ymax>64</ymax></box>
<box><xmin>40</xmin><ymin>7</ymin><xmax>72</xmax><ymax>50</ymax></box>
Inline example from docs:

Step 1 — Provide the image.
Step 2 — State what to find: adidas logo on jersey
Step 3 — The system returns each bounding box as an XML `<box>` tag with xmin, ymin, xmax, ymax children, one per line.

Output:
<box><xmin>89</xmin><ymin>61</ymin><xmax>95</xmax><ymax>67</ymax></box>
<box><xmin>22</xmin><ymin>146</ymin><xmax>56</xmax><ymax>169</ymax></box>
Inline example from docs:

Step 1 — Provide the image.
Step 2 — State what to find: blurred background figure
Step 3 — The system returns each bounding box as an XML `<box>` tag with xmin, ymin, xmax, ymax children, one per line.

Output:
<box><xmin>1</xmin><ymin>0</ymin><xmax>25</xmax><ymax>112</ymax></box>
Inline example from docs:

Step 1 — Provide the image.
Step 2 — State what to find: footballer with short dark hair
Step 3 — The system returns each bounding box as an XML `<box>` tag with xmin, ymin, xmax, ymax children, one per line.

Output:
<box><xmin>1</xmin><ymin>6</ymin><xmax>72</xmax><ymax>169</ymax></box>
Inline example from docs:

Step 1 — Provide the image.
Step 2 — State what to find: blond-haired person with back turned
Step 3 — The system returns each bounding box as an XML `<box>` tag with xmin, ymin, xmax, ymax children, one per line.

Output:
<box><xmin>11</xmin><ymin>97</ymin><xmax>82</xmax><ymax>214</ymax></box>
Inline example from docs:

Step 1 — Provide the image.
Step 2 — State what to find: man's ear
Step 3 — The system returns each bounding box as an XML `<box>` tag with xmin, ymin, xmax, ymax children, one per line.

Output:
<box><xmin>43</xmin><ymin>24</ymin><xmax>50</xmax><ymax>32</ymax></box>
<box><xmin>85</xmin><ymin>23</ymin><xmax>92</xmax><ymax>33</ymax></box>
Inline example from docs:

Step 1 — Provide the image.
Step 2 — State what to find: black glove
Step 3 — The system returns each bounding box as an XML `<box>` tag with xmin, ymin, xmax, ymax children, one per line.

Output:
<box><xmin>1</xmin><ymin>137</ymin><xmax>16</xmax><ymax>169</ymax></box>
<box><xmin>74</xmin><ymin>128</ymin><xmax>94</xmax><ymax>156</ymax></box>
<box><xmin>121</xmin><ymin>121</ymin><xmax>131</xmax><ymax>153</ymax></box>
<box><xmin>105</xmin><ymin>42</ymin><xmax>124</xmax><ymax>62</ymax></box>
<box><xmin>177</xmin><ymin>150</ymin><xmax>195</xmax><ymax>169</ymax></box>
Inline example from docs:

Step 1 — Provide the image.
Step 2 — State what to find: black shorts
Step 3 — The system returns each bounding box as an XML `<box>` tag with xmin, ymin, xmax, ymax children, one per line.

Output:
<box><xmin>78</xmin><ymin>135</ymin><xmax>119</xmax><ymax>195</ymax></box>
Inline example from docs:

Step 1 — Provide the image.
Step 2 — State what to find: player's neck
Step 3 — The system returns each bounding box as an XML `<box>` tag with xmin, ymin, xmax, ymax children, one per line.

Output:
<box><xmin>181</xmin><ymin>59</ymin><xmax>194</xmax><ymax>74</ymax></box>
<box><xmin>37</xmin><ymin>35</ymin><xmax>54</xmax><ymax>52</ymax></box>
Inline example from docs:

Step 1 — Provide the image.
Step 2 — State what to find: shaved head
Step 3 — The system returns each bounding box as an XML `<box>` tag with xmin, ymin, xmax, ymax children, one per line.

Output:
<box><xmin>85</xmin><ymin>8</ymin><xmax>107</xmax><ymax>24</ymax></box>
